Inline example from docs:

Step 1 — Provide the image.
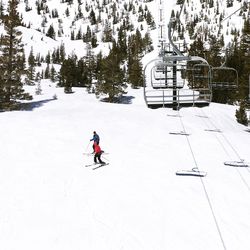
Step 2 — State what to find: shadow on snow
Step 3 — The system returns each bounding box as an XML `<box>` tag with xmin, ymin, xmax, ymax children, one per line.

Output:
<box><xmin>18</xmin><ymin>98</ymin><xmax>57</xmax><ymax>111</ymax></box>
<box><xmin>100</xmin><ymin>95</ymin><xmax>135</xmax><ymax>104</ymax></box>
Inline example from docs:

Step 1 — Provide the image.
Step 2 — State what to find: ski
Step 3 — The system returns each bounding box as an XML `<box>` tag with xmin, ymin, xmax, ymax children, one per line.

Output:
<box><xmin>92</xmin><ymin>163</ymin><xmax>109</xmax><ymax>170</ymax></box>
<box><xmin>83</xmin><ymin>152</ymin><xmax>109</xmax><ymax>156</ymax></box>
<box><xmin>85</xmin><ymin>163</ymin><xmax>98</xmax><ymax>167</ymax></box>
<box><xmin>85</xmin><ymin>163</ymin><xmax>109</xmax><ymax>169</ymax></box>
<box><xmin>176</xmin><ymin>168</ymin><xmax>207</xmax><ymax>177</ymax></box>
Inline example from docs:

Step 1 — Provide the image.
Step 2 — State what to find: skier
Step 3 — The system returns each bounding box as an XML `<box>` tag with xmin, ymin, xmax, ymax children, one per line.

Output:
<box><xmin>93</xmin><ymin>142</ymin><xmax>105</xmax><ymax>165</ymax></box>
<box><xmin>90</xmin><ymin>131</ymin><xmax>100</xmax><ymax>153</ymax></box>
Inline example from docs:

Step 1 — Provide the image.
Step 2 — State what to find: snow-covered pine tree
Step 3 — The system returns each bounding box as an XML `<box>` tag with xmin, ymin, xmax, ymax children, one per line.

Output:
<box><xmin>0</xmin><ymin>0</ymin><xmax>32</xmax><ymax>110</ymax></box>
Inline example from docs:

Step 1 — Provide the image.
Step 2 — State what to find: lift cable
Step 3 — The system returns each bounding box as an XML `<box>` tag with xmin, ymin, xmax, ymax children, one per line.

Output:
<box><xmin>220</xmin><ymin>1</ymin><xmax>250</xmax><ymax>23</ymax></box>
<box><xmin>198</xmin><ymin>108</ymin><xmax>250</xmax><ymax>192</ymax></box>
<box><xmin>177</xmin><ymin>109</ymin><xmax>227</xmax><ymax>250</ymax></box>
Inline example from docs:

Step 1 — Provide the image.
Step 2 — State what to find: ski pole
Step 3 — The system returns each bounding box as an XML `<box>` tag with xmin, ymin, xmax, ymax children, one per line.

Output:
<box><xmin>102</xmin><ymin>155</ymin><xmax>109</xmax><ymax>162</ymax></box>
<box><xmin>85</xmin><ymin>141</ymin><xmax>91</xmax><ymax>153</ymax></box>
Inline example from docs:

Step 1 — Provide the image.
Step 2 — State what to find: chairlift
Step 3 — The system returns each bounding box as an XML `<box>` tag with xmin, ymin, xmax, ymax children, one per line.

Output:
<box><xmin>210</xmin><ymin>67</ymin><xmax>238</xmax><ymax>89</ymax></box>
<box><xmin>191</xmin><ymin>63</ymin><xmax>211</xmax><ymax>89</ymax></box>
<box><xmin>224</xmin><ymin>160</ymin><xmax>249</xmax><ymax>167</ymax></box>
<box><xmin>143</xmin><ymin>1</ymin><xmax>211</xmax><ymax>109</ymax></box>
<box><xmin>176</xmin><ymin>167</ymin><xmax>207</xmax><ymax>177</ymax></box>
<box><xmin>150</xmin><ymin>62</ymin><xmax>185</xmax><ymax>89</ymax></box>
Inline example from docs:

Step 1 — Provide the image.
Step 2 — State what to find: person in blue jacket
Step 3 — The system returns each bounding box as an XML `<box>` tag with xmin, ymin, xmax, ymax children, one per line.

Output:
<box><xmin>90</xmin><ymin>131</ymin><xmax>100</xmax><ymax>152</ymax></box>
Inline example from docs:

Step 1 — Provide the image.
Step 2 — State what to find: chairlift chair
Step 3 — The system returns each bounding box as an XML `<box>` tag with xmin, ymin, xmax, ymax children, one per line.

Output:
<box><xmin>210</xmin><ymin>67</ymin><xmax>238</xmax><ymax>89</ymax></box>
<box><xmin>191</xmin><ymin>63</ymin><xmax>211</xmax><ymax>89</ymax></box>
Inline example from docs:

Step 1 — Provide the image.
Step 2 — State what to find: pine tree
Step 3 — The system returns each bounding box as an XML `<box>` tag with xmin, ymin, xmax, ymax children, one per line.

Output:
<box><xmin>46</xmin><ymin>24</ymin><xmax>56</xmax><ymax>39</ymax></box>
<box><xmin>117</xmin><ymin>27</ymin><xmax>127</xmax><ymax>61</ymax></box>
<box><xmin>238</xmin><ymin>17</ymin><xmax>250</xmax><ymax>100</ymax></box>
<box><xmin>0</xmin><ymin>0</ymin><xmax>4</xmax><ymax>19</ymax></box>
<box><xmin>95</xmin><ymin>47</ymin><xmax>126</xmax><ymax>102</ymax></box>
<box><xmin>0</xmin><ymin>0</ymin><xmax>32</xmax><ymax>110</ymax></box>
<box><xmin>44</xmin><ymin>64</ymin><xmax>50</xmax><ymax>79</ymax></box>
<box><xmin>89</xmin><ymin>9</ymin><xmax>96</xmax><ymax>25</ymax></box>
<box><xmin>235</xmin><ymin>101</ymin><xmax>248</xmax><ymax>126</ymax></box>
<box><xmin>146</xmin><ymin>10</ymin><xmax>155</xmax><ymax>29</ymax></box>
<box><xmin>27</xmin><ymin>46</ymin><xmax>35</xmax><ymax>83</ymax></box>
<box><xmin>59</xmin><ymin>43</ymin><xmax>66</xmax><ymax>63</ymax></box>
<box><xmin>102</xmin><ymin>20</ymin><xmax>113</xmax><ymax>42</ymax></box>
<box><xmin>207</xmin><ymin>34</ymin><xmax>222</xmax><ymax>67</ymax></box>
<box><xmin>50</xmin><ymin>65</ymin><xmax>57</xmax><ymax>82</ymax></box>
<box><xmin>80</xmin><ymin>43</ymin><xmax>95</xmax><ymax>90</ymax></box>
<box><xmin>59</xmin><ymin>55</ymin><xmax>78</xmax><ymax>93</ymax></box>
<box><xmin>128</xmin><ymin>57</ymin><xmax>143</xmax><ymax>88</ymax></box>
<box><xmin>127</xmin><ymin>30</ymin><xmax>145</xmax><ymax>88</ymax></box>
<box><xmin>143</xmin><ymin>32</ymin><xmax>153</xmax><ymax>53</ymax></box>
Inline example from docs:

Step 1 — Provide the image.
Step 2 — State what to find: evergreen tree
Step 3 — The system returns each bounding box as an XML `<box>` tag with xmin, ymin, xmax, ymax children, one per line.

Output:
<box><xmin>0</xmin><ymin>0</ymin><xmax>32</xmax><ymax>110</ymax></box>
<box><xmin>235</xmin><ymin>101</ymin><xmax>248</xmax><ymax>126</ymax></box>
<box><xmin>89</xmin><ymin>9</ymin><xmax>96</xmax><ymax>25</ymax></box>
<box><xmin>35</xmin><ymin>81</ymin><xmax>42</xmax><ymax>95</ymax></box>
<box><xmin>81</xmin><ymin>43</ymin><xmax>96</xmax><ymax>90</ymax></box>
<box><xmin>127</xmin><ymin>30</ymin><xmax>145</xmax><ymax>88</ymax></box>
<box><xmin>102</xmin><ymin>20</ymin><xmax>113</xmax><ymax>42</ymax></box>
<box><xmin>44</xmin><ymin>64</ymin><xmax>50</xmax><ymax>79</ymax></box>
<box><xmin>128</xmin><ymin>56</ymin><xmax>143</xmax><ymax>88</ymax></box>
<box><xmin>50</xmin><ymin>65</ymin><xmax>57</xmax><ymax>82</ymax></box>
<box><xmin>188</xmin><ymin>36</ymin><xmax>206</xmax><ymax>58</ymax></box>
<box><xmin>207</xmin><ymin>34</ymin><xmax>222</xmax><ymax>67</ymax></box>
<box><xmin>59</xmin><ymin>55</ymin><xmax>78</xmax><ymax>93</ymax></box>
<box><xmin>46</xmin><ymin>24</ymin><xmax>56</xmax><ymax>39</ymax></box>
<box><xmin>143</xmin><ymin>32</ymin><xmax>153</xmax><ymax>53</ymax></box>
<box><xmin>45</xmin><ymin>51</ymin><xmax>51</xmax><ymax>64</ymax></box>
<box><xmin>59</xmin><ymin>43</ymin><xmax>66</xmax><ymax>63</ymax></box>
<box><xmin>77</xmin><ymin>58</ymin><xmax>89</xmax><ymax>88</ymax></box>
<box><xmin>117</xmin><ymin>26</ymin><xmax>127</xmax><ymax>61</ymax></box>
<box><xmin>95</xmin><ymin>48</ymin><xmax>126</xmax><ymax>102</ymax></box>
<box><xmin>238</xmin><ymin>17</ymin><xmax>250</xmax><ymax>100</ymax></box>
<box><xmin>0</xmin><ymin>0</ymin><xmax>4</xmax><ymax>19</ymax></box>
<box><xmin>91</xmin><ymin>34</ymin><xmax>98</xmax><ymax>48</ymax></box>
<box><xmin>146</xmin><ymin>10</ymin><xmax>155</xmax><ymax>29</ymax></box>
<box><xmin>225</xmin><ymin>36</ymin><xmax>245</xmax><ymax>103</ymax></box>
<box><xmin>27</xmin><ymin>46</ymin><xmax>35</xmax><ymax>82</ymax></box>
<box><xmin>83</xmin><ymin>25</ymin><xmax>92</xmax><ymax>43</ymax></box>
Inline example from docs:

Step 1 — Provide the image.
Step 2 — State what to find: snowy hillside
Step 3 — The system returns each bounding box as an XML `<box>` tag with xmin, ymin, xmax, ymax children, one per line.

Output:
<box><xmin>0</xmin><ymin>82</ymin><xmax>250</xmax><ymax>250</ymax></box>
<box><xmin>1</xmin><ymin>1</ymin><xmax>250</xmax><ymax>249</ymax></box>
<box><xmin>15</xmin><ymin>0</ymin><xmax>158</xmax><ymax>58</ymax></box>
<box><xmin>0</xmin><ymin>0</ymin><xmax>247</xmax><ymax>59</ymax></box>
<box><xmin>178</xmin><ymin>0</ymin><xmax>247</xmax><ymax>46</ymax></box>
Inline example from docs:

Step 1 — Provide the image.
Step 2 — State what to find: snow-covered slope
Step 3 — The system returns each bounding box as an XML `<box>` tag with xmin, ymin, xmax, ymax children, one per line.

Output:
<box><xmin>0</xmin><ymin>82</ymin><xmax>250</xmax><ymax>250</ymax></box>
<box><xmin>1</xmin><ymin>0</ymin><xmax>247</xmax><ymax>59</ymax></box>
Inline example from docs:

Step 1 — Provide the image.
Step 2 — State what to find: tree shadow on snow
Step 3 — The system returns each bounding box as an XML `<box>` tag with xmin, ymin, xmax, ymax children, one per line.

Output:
<box><xmin>101</xmin><ymin>95</ymin><xmax>135</xmax><ymax>104</ymax></box>
<box><xmin>18</xmin><ymin>97</ymin><xmax>57</xmax><ymax>111</ymax></box>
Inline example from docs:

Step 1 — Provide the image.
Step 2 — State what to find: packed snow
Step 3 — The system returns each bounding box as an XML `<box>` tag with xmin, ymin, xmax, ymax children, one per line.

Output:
<box><xmin>1</xmin><ymin>0</ymin><xmax>250</xmax><ymax>249</ymax></box>
<box><xmin>0</xmin><ymin>82</ymin><xmax>250</xmax><ymax>250</ymax></box>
